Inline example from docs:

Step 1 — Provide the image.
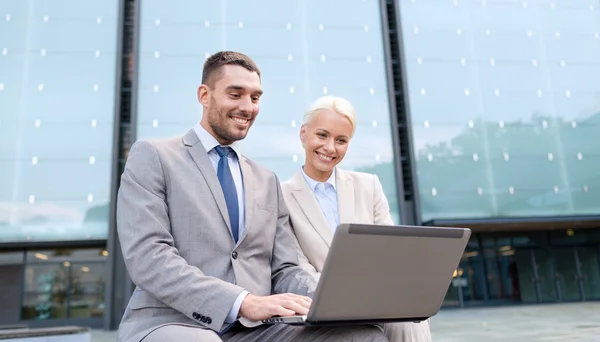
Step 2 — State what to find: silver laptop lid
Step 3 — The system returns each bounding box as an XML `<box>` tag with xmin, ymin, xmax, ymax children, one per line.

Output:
<box><xmin>306</xmin><ymin>223</ymin><xmax>471</xmax><ymax>323</ymax></box>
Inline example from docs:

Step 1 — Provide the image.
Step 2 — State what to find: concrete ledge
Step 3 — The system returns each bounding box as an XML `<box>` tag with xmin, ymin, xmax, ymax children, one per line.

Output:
<box><xmin>0</xmin><ymin>326</ymin><xmax>90</xmax><ymax>341</ymax></box>
<box><xmin>0</xmin><ymin>326</ymin><xmax>27</xmax><ymax>331</ymax></box>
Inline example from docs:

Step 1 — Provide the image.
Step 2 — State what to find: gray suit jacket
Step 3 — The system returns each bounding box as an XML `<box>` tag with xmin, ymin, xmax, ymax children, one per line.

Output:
<box><xmin>116</xmin><ymin>129</ymin><xmax>317</xmax><ymax>342</ymax></box>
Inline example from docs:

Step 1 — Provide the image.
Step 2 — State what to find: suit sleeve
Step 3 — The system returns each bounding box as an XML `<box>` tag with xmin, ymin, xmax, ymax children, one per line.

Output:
<box><xmin>270</xmin><ymin>175</ymin><xmax>318</xmax><ymax>297</ymax></box>
<box><xmin>117</xmin><ymin>140</ymin><xmax>244</xmax><ymax>332</ymax></box>
<box><xmin>373</xmin><ymin>174</ymin><xmax>395</xmax><ymax>226</ymax></box>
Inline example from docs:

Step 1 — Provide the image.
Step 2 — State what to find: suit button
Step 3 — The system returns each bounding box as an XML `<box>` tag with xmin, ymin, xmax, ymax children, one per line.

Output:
<box><xmin>207</xmin><ymin>317</ymin><xmax>212</xmax><ymax>324</ymax></box>
<box><xmin>232</xmin><ymin>251</ymin><xmax>238</xmax><ymax>259</ymax></box>
<box><xmin>192</xmin><ymin>312</ymin><xmax>199</xmax><ymax>319</ymax></box>
<box><xmin>200</xmin><ymin>316</ymin><xmax>207</xmax><ymax>323</ymax></box>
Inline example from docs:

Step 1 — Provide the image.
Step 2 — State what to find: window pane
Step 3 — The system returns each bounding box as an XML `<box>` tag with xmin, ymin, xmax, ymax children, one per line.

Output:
<box><xmin>0</xmin><ymin>0</ymin><xmax>120</xmax><ymax>242</ymax></box>
<box><xmin>136</xmin><ymin>0</ymin><xmax>401</xmax><ymax>222</ymax></box>
<box><xmin>398</xmin><ymin>0</ymin><xmax>600</xmax><ymax>221</ymax></box>
<box><xmin>69</xmin><ymin>263</ymin><xmax>105</xmax><ymax>318</ymax></box>
<box><xmin>22</xmin><ymin>263</ymin><xmax>69</xmax><ymax>320</ymax></box>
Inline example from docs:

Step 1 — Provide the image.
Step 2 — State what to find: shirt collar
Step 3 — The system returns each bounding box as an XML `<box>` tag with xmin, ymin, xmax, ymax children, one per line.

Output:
<box><xmin>193</xmin><ymin>122</ymin><xmax>241</xmax><ymax>157</ymax></box>
<box><xmin>300</xmin><ymin>166</ymin><xmax>337</xmax><ymax>192</ymax></box>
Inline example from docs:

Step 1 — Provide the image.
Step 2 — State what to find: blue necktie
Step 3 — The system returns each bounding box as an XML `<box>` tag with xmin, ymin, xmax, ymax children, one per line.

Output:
<box><xmin>214</xmin><ymin>146</ymin><xmax>239</xmax><ymax>243</ymax></box>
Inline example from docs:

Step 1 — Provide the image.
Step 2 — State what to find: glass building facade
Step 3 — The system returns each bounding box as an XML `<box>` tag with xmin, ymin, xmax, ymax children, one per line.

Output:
<box><xmin>0</xmin><ymin>0</ymin><xmax>119</xmax><ymax>327</ymax></box>
<box><xmin>0</xmin><ymin>0</ymin><xmax>119</xmax><ymax>242</ymax></box>
<box><xmin>0</xmin><ymin>0</ymin><xmax>599</xmax><ymax>329</ymax></box>
<box><xmin>136</xmin><ymin>0</ymin><xmax>401</xmax><ymax>222</ymax></box>
<box><xmin>400</xmin><ymin>0</ymin><xmax>600</xmax><ymax>221</ymax></box>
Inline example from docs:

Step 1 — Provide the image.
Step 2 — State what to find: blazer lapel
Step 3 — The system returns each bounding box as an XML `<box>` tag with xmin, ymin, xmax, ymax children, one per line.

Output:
<box><xmin>238</xmin><ymin>156</ymin><xmax>254</xmax><ymax>244</ymax></box>
<box><xmin>336</xmin><ymin>168</ymin><xmax>355</xmax><ymax>224</ymax></box>
<box><xmin>182</xmin><ymin>130</ymin><xmax>231</xmax><ymax>232</ymax></box>
<box><xmin>290</xmin><ymin>171</ymin><xmax>334</xmax><ymax>247</ymax></box>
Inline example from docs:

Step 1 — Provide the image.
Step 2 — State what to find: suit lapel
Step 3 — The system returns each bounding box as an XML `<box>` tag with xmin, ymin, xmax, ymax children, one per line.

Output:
<box><xmin>182</xmin><ymin>130</ymin><xmax>231</xmax><ymax>232</ymax></box>
<box><xmin>290</xmin><ymin>171</ymin><xmax>334</xmax><ymax>247</ymax></box>
<box><xmin>336</xmin><ymin>169</ymin><xmax>355</xmax><ymax>224</ymax></box>
<box><xmin>238</xmin><ymin>157</ymin><xmax>254</xmax><ymax>244</ymax></box>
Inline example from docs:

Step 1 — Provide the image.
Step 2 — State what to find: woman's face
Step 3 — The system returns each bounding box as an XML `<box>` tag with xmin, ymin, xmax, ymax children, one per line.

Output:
<box><xmin>300</xmin><ymin>109</ymin><xmax>353</xmax><ymax>179</ymax></box>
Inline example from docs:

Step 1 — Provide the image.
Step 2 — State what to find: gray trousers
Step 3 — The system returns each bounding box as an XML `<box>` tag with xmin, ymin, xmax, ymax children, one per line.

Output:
<box><xmin>142</xmin><ymin>323</ymin><xmax>388</xmax><ymax>342</ymax></box>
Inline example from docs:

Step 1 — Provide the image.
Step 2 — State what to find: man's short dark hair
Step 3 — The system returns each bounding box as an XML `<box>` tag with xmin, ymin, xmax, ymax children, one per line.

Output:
<box><xmin>202</xmin><ymin>51</ymin><xmax>261</xmax><ymax>88</ymax></box>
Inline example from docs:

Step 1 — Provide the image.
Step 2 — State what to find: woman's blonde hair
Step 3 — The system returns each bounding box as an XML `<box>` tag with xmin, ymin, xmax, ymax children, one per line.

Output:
<box><xmin>302</xmin><ymin>96</ymin><xmax>357</xmax><ymax>137</ymax></box>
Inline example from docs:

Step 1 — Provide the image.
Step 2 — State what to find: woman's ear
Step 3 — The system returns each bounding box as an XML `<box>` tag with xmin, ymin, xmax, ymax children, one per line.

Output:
<box><xmin>299</xmin><ymin>125</ymin><xmax>307</xmax><ymax>146</ymax></box>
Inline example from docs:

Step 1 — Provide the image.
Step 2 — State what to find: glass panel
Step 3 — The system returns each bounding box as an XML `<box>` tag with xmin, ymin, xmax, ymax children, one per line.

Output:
<box><xmin>501</xmin><ymin>249</ymin><xmax>519</xmax><ymax>302</ymax></box>
<box><xmin>457</xmin><ymin>250</ymin><xmax>486</xmax><ymax>305</ymax></box>
<box><xmin>444</xmin><ymin>239</ymin><xmax>485</xmax><ymax>306</ymax></box>
<box><xmin>483</xmin><ymin>246</ymin><xmax>523</xmax><ymax>303</ymax></box>
<box><xmin>22</xmin><ymin>263</ymin><xmax>69</xmax><ymax>320</ymax></box>
<box><xmin>0</xmin><ymin>0</ymin><xmax>120</xmax><ymax>242</ymax></box>
<box><xmin>533</xmin><ymin>248</ymin><xmax>559</xmax><ymax>302</ymax></box>
<box><xmin>578</xmin><ymin>246</ymin><xmax>600</xmax><ymax>300</ymax></box>
<box><xmin>482</xmin><ymin>248</ymin><xmax>502</xmax><ymax>300</ymax></box>
<box><xmin>68</xmin><ymin>263</ymin><xmax>105</xmax><ymax>318</ymax></box>
<box><xmin>21</xmin><ymin>249</ymin><xmax>107</xmax><ymax>320</ymax></box>
<box><xmin>398</xmin><ymin>0</ymin><xmax>600</xmax><ymax>221</ymax></box>
<box><xmin>442</xmin><ymin>284</ymin><xmax>459</xmax><ymax>307</ymax></box>
<box><xmin>515</xmin><ymin>248</ymin><xmax>537</xmax><ymax>303</ymax></box>
<box><xmin>480</xmin><ymin>237</ymin><xmax>524</xmax><ymax>303</ymax></box>
<box><xmin>553</xmin><ymin>247</ymin><xmax>581</xmax><ymax>301</ymax></box>
<box><xmin>136</xmin><ymin>0</ymin><xmax>401</xmax><ymax>222</ymax></box>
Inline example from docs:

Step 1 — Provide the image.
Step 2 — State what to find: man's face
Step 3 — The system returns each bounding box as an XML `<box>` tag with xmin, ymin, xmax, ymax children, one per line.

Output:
<box><xmin>198</xmin><ymin>65</ymin><xmax>263</xmax><ymax>145</ymax></box>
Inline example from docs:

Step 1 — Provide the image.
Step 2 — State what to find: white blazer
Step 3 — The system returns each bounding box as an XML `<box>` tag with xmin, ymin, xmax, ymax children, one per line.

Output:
<box><xmin>281</xmin><ymin>168</ymin><xmax>393</xmax><ymax>280</ymax></box>
<box><xmin>281</xmin><ymin>167</ymin><xmax>432</xmax><ymax>342</ymax></box>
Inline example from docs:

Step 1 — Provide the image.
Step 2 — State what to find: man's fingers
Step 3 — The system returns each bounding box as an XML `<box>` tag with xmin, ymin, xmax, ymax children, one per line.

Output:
<box><xmin>280</xmin><ymin>300</ymin><xmax>309</xmax><ymax>315</ymax></box>
<box><xmin>272</xmin><ymin>306</ymin><xmax>296</xmax><ymax>317</ymax></box>
<box><xmin>296</xmin><ymin>297</ymin><xmax>312</xmax><ymax>309</ymax></box>
<box><xmin>288</xmin><ymin>294</ymin><xmax>312</xmax><ymax>302</ymax></box>
<box><xmin>284</xmin><ymin>294</ymin><xmax>312</xmax><ymax>310</ymax></box>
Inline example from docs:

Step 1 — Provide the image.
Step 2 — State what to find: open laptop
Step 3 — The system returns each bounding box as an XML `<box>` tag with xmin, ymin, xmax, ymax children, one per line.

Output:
<box><xmin>262</xmin><ymin>223</ymin><xmax>471</xmax><ymax>326</ymax></box>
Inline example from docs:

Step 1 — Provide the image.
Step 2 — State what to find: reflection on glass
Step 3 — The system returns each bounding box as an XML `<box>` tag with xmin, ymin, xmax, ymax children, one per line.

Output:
<box><xmin>21</xmin><ymin>248</ymin><xmax>106</xmax><ymax>320</ymax></box>
<box><xmin>69</xmin><ymin>263</ymin><xmax>105</xmax><ymax>318</ymax></box>
<box><xmin>483</xmin><ymin>248</ymin><xmax>502</xmax><ymax>301</ymax></box>
<box><xmin>398</xmin><ymin>0</ymin><xmax>600</xmax><ymax>221</ymax></box>
<box><xmin>533</xmin><ymin>248</ymin><xmax>558</xmax><ymax>302</ymax></box>
<box><xmin>457</xmin><ymin>249</ymin><xmax>486</xmax><ymax>304</ymax></box>
<box><xmin>443</xmin><ymin>238</ymin><xmax>485</xmax><ymax>307</ymax></box>
<box><xmin>0</xmin><ymin>0</ymin><xmax>120</xmax><ymax>242</ymax></box>
<box><xmin>553</xmin><ymin>248</ymin><xmax>581</xmax><ymax>301</ymax></box>
<box><xmin>514</xmin><ymin>248</ymin><xmax>537</xmax><ymax>302</ymax></box>
<box><xmin>578</xmin><ymin>246</ymin><xmax>600</xmax><ymax>300</ymax></box>
<box><xmin>22</xmin><ymin>264</ymin><xmax>69</xmax><ymax>320</ymax></box>
<box><xmin>136</xmin><ymin>0</ymin><xmax>400</xmax><ymax>222</ymax></box>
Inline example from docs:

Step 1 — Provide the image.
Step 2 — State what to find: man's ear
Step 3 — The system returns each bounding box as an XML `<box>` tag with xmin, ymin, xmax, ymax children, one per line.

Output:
<box><xmin>197</xmin><ymin>84</ymin><xmax>210</xmax><ymax>106</ymax></box>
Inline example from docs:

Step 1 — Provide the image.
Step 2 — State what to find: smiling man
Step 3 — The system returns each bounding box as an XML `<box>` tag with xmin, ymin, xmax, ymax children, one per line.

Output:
<box><xmin>115</xmin><ymin>51</ymin><xmax>388</xmax><ymax>342</ymax></box>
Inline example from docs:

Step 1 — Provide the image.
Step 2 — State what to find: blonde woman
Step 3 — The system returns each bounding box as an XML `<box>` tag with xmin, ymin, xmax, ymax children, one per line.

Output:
<box><xmin>281</xmin><ymin>96</ymin><xmax>432</xmax><ymax>342</ymax></box>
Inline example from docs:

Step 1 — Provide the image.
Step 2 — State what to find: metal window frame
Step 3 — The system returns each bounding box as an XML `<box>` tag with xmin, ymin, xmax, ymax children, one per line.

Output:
<box><xmin>423</xmin><ymin>215</ymin><xmax>600</xmax><ymax>227</ymax></box>
<box><xmin>391</xmin><ymin>0</ymin><xmax>423</xmax><ymax>225</ymax></box>
<box><xmin>129</xmin><ymin>0</ymin><xmax>141</xmax><ymax>143</ymax></box>
<box><xmin>378</xmin><ymin>0</ymin><xmax>408</xmax><ymax>224</ymax></box>
<box><xmin>103</xmin><ymin>0</ymin><xmax>128</xmax><ymax>330</ymax></box>
<box><xmin>379</xmin><ymin>0</ymin><xmax>423</xmax><ymax>225</ymax></box>
<box><xmin>0</xmin><ymin>240</ymin><xmax>106</xmax><ymax>251</ymax></box>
